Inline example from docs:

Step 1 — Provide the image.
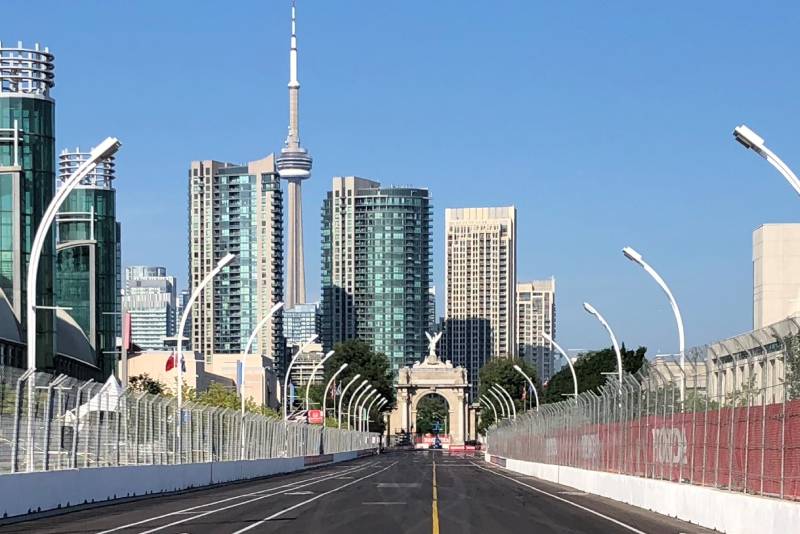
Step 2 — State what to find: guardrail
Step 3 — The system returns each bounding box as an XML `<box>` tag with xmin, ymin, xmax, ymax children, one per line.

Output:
<box><xmin>0</xmin><ymin>365</ymin><xmax>378</xmax><ymax>474</ymax></box>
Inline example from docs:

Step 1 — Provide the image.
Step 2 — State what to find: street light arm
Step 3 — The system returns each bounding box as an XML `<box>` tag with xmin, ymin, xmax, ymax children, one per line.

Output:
<box><xmin>733</xmin><ymin>124</ymin><xmax>800</xmax><ymax>196</ymax></box>
<box><xmin>305</xmin><ymin>350</ymin><xmax>335</xmax><ymax>411</ymax></box>
<box><xmin>244</xmin><ymin>302</ymin><xmax>284</xmax><ymax>359</ymax></box>
<box><xmin>512</xmin><ymin>364</ymin><xmax>540</xmax><ymax>411</ymax></box>
<box><xmin>358</xmin><ymin>390</ymin><xmax>377</xmax><ymax>431</ymax></box>
<box><xmin>487</xmin><ymin>388</ymin><xmax>507</xmax><ymax>418</ymax></box>
<box><xmin>542</xmin><ymin>332</ymin><xmax>579</xmax><ymax>400</ymax></box>
<box><xmin>282</xmin><ymin>334</ymin><xmax>319</xmax><ymax>420</ymax></box>
<box><xmin>583</xmin><ymin>301</ymin><xmax>623</xmax><ymax>385</ymax></box>
<box><xmin>337</xmin><ymin>374</ymin><xmax>361</xmax><ymax>427</ymax></box>
<box><xmin>348</xmin><ymin>382</ymin><xmax>370</xmax><ymax>429</ymax></box>
<box><xmin>480</xmin><ymin>397</ymin><xmax>499</xmax><ymax>422</ymax></box>
<box><xmin>493</xmin><ymin>384</ymin><xmax>516</xmax><ymax>419</ymax></box>
<box><xmin>322</xmin><ymin>363</ymin><xmax>348</xmax><ymax>426</ymax></box>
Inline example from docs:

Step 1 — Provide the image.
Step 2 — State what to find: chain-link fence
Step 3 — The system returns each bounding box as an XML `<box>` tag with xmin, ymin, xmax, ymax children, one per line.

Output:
<box><xmin>0</xmin><ymin>365</ymin><xmax>378</xmax><ymax>474</ymax></box>
<box><xmin>487</xmin><ymin>317</ymin><xmax>800</xmax><ymax>501</ymax></box>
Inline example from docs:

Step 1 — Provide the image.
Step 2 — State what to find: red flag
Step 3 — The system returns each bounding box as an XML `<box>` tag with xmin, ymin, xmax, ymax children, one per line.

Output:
<box><xmin>165</xmin><ymin>352</ymin><xmax>176</xmax><ymax>371</ymax></box>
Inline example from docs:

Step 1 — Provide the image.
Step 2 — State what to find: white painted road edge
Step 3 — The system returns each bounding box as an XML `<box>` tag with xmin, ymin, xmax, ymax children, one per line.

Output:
<box><xmin>485</xmin><ymin>452</ymin><xmax>800</xmax><ymax>534</ymax></box>
<box><xmin>0</xmin><ymin>449</ymin><xmax>375</xmax><ymax>520</ymax></box>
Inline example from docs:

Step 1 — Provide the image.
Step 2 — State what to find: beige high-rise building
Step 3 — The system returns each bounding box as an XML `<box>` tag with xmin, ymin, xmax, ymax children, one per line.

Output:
<box><xmin>753</xmin><ymin>224</ymin><xmax>800</xmax><ymax>329</ymax></box>
<box><xmin>517</xmin><ymin>279</ymin><xmax>556</xmax><ymax>382</ymax></box>
<box><xmin>188</xmin><ymin>156</ymin><xmax>285</xmax><ymax>378</ymax></box>
<box><xmin>445</xmin><ymin>207</ymin><xmax>516</xmax><ymax>398</ymax></box>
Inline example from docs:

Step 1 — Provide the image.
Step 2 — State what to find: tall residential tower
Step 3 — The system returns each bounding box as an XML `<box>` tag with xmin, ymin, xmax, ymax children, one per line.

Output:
<box><xmin>276</xmin><ymin>1</ymin><xmax>312</xmax><ymax>308</ymax></box>
<box><xmin>517</xmin><ymin>279</ymin><xmax>556</xmax><ymax>382</ymax></box>
<box><xmin>445</xmin><ymin>207</ymin><xmax>517</xmax><ymax>398</ymax></box>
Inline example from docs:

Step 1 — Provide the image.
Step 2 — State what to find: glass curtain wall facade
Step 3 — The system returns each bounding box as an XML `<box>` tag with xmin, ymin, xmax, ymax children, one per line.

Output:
<box><xmin>0</xmin><ymin>43</ymin><xmax>56</xmax><ymax>369</ymax></box>
<box><xmin>55</xmin><ymin>149</ymin><xmax>120</xmax><ymax>377</ymax></box>
<box><xmin>322</xmin><ymin>177</ymin><xmax>431</xmax><ymax>373</ymax></box>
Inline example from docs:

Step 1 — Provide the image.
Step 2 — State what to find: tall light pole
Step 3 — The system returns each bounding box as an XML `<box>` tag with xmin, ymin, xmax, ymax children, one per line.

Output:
<box><xmin>348</xmin><ymin>382</ymin><xmax>371</xmax><ymax>429</ymax></box>
<box><xmin>357</xmin><ymin>390</ymin><xmax>377</xmax><ymax>431</ymax></box>
<box><xmin>542</xmin><ymin>332</ymin><xmax>579</xmax><ymax>400</ymax></box>
<box><xmin>175</xmin><ymin>252</ymin><xmax>236</xmax><ymax>462</ymax></box>
<box><xmin>583</xmin><ymin>302</ymin><xmax>623</xmax><ymax>386</ymax></box>
<box><xmin>622</xmin><ymin>246</ymin><xmax>685</xmax><ymax>401</ymax></box>
<box><xmin>733</xmin><ymin>124</ymin><xmax>800</xmax><ymax>196</ymax></box>
<box><xmin>239</xmin><ymin>301</ymin><xmax>283</xmax><ymax>460</ymax></box>
<box><xmin>492</xmin><ymin>384</ymin><xmax>516</xmax><ymax>419</ymax></box>
<box><xmin>322</xmin><ymin>363</ymin><xmax>347</xmax><ymax>426</ymax></box>
<box><xmin>26</xmin><ymin>137</ymin><xmax>121</xmax><ymax>372</ymax></box>
<box><xmin>512</xmin><ymin>365</ymin><xmax>540</xmax><ymax>411</ymax></box>
<box><xmin>364</xmin><ymin>395</ymin><xmax>383</xmax><ymax>432</ymax></box>
<box><xmin>337</xmin><ymin>373</ymin><xmax>361</xmax><ymax>428</ymax></box>
<box><xmin>479</xmin><ymin>397</ymin><xmax>498</xmax><ymax>422</ymax></box>
<box><xmin>282</xmin><ymin>334</ymin><xmax>318</xmax><ymax>420</ymax></box>
<box><xmin>304</xmin><ymin>350</ymin><xmax>334</xmax><ymax>411</ymax></box>
<box><xmin>486</xmin><ymin>388</ymin><xmax>511</xmax><ymax>419</ymax></box>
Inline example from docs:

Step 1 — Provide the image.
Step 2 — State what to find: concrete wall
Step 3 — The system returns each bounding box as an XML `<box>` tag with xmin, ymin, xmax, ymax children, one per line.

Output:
<box><xmin>487</xmin><ymin>453</ymin><xmax>800</xmax><ymax>534</ymax></box>
<box><xmin>0</xmin><ymin>450</ymin><xmax>369</xmax><ymax>520</ymax></box>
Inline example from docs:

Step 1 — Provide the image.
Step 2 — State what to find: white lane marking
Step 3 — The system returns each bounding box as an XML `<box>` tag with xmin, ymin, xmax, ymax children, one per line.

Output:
<box><xmin>363</xmin><ymin>501</ymin><xmax>406</xmax><ymax>505</ymax></box>
<box><xmin>559</xmin><ymin>491</ymin><xmax>589</xmax><ymax>496</ymax></box>
<box><xmin>96</xmin><ymin>462</ymin><xmax>373</xmax><ymax>534</ymax></box>
<box><xmin>285</xmin><ymin>491</ymin><xmax>314</xmax><ymax>495</ymax></box>
<box><xmin>335</xmin><ymin>476</ymin><xmax>353</xmax><ymax>480</ymax></box>
<box><xmin>377</xmin><ymin>482</ymin><xmax>420</xmax><ymax>488</ymax></box>
<box><xmin>470</xmin><ymin>462</ymin><xmax>647</xmax><ymax>534</ymax></box>
<box><xmin>232</xmin><ymin>461</ymin><xmax>398</xmax><ymax>533</ymax></box>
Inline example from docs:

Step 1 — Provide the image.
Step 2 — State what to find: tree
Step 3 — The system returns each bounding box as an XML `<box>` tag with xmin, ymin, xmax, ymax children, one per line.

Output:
<box><xmin>129</xmin><ymin>373</ymin><xmax>167</xmax><ymax>395</ymax></box>
<box><xmin>542</xmin><ymin>344</ymin><xmax>647</xmax><ymax>403</ymax></box>
<box><xmin>477</xmin><ymin>358</ymin><xmax>537</xmax><ymax>435</ymax></box>
<box><xmin>415</xmin><ymin>394</ymin><xmax>448</xmax><ymax>435</ymax></box>
<box><xmin>321</xmin><ymin>340</ymin><xmax>395</xmax><ymax>433</ymax></box>
<box><xmin>194</xmin><ymin>382</ymin><xmax>279</xmax><ymax>418</ymax></box>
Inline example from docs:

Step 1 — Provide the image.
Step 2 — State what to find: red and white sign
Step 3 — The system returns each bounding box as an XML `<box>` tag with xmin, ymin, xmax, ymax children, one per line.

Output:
<box><xmin>307</xmin><ymin>409</ymin><xmax>323</xmax><ymax>425</ymax></box>
<box><xmin>414</xmin><ymin>434</ymin><xmax>451</xmax><ymax>448</ymax></box>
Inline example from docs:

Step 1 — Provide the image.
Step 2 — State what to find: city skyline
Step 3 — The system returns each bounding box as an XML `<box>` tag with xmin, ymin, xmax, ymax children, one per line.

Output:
<box><xmin>5</xmin><ymin>0</ymin><xmax>800</xmax><ymax>357</ymax></box>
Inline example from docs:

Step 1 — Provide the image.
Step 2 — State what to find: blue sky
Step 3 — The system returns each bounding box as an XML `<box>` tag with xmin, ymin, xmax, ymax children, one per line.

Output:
<box><xmin>6</xmin><ymin>0</ymin><xmax>800</xmax><ymax>357</ymax></box>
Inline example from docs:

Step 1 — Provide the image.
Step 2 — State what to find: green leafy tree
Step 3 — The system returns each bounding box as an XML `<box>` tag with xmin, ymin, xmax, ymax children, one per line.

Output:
<box><xmin>415</xmin><ymin>394</ymin><xmax>449</xmax><ymax>435</ymax></box>
<box><xmin>542</xmin><ymin>344</ymin><xmax>647</xmax><ymax>403</ymax></box>
<box><xmin>477</xmin><ymin>358</ymin><xmax>537</xmax><ymax>435</ymax></box>
<box><xmin>322</xmin><ymin>340</ymin><xmax>396</xmax><ymax>433</ymax></box>
<box><xmin>128</xmin><ymin>373</ymin><xmax>167</xmax><ymax>395</ymax></box>
<box><xmin>194</xmin><ymin>382</ymin><xmax>279</xmax><ymax>418</ymax></box>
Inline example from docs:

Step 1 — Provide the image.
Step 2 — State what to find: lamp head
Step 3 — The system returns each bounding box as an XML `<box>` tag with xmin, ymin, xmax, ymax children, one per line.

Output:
<box><xmin>513</xmin><ymin>364</ymin><xmax>522</xmax><ymax>372</ymax></box>
<box><xmin>324</xmin><ymin>350</ymin><xmax>335</xmax><ymax>359</ymax></box>
<box><xmin>733</xmin><ymin>124</ymin><xmax>765</xmax><ymax>152</ymax></box>
<box><xmin>541</xmin><ymin>332</ymin><xmax>553</xmax><ymax>343</ymax></box>
<box><xmin>90</xmin><ymin>137</ymin><xmax>121</xmax><ymax>161</ymax></box>
<box><xmin>337</xmin><ymin>362</ymin><xmax>348</xmax><ymax>372</ymax></box>
<box><xmin>352</xmin><ymin>373</ymin><xmax>361</xmax><ymax>381</ymax></box>
<box><xmin>583</xmin><ymin>302</ymin><xmax>598</xmax><ymax>316</ymax></box>
<box><xmin>269</xmin><ymin>302</ymin><xmax>284</xmax><ymax>315</ymax></box>
<box><xmin>622</xmin><ymin>246</ymin><xmax>644</xmax><ymax>266</ymax></box>
<box><xmin>217</xmin><ymin>253</ymin><xmax>236</xmax><ymax>269</ymax></box>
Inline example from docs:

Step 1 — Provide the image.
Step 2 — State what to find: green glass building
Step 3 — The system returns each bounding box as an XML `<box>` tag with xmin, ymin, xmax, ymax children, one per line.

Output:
<box><xmin>55</xmin><ymin>149</ymin><xmax>120</xmax><ymax>378</ymax></box>
<box><xmin>321</xmin><ymin>177</ymin><xmax>431</xmax><ymax>373</ymax></box>
<box><xmin>0</xmin><ymin>43</ymin><xmax>56</xmax><ymax>370</ymax></box>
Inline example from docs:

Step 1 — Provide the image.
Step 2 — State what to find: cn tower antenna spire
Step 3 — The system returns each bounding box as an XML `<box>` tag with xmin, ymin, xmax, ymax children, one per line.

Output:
<box><xmin>277</xmin><ymin>0</ymin><xmax>312</xmax><ymax>308</ymax></box>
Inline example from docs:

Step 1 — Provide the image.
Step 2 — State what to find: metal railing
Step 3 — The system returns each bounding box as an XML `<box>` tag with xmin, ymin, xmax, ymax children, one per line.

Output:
<box><xmin>487</xmin><ymin>317</ymin><xmax>800</xmax><ymax>501</ymax></box>
<box><xmin>0</xmin><ymin>365</ymin><xmax>378</xmax><ymax>474</ymax></box>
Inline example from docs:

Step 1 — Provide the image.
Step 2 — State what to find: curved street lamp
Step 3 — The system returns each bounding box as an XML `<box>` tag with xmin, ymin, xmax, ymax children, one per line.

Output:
<box><xmin>487</xmin><ymin>388</ymin><xmax>508</xmax><ymax>419</ymax></box>
<box><xmin>282</xmin><ymin>334</ymin><xmax>319</xmax><ymax>420</ymax></box>
<box><xmin>492</xmin><ymin>384</ymin><xmax>517</xmax><ymax>419</ymax></box>
<box><xmin>175</xmin><ymin>252</ymin><xmax>236</xmax><ymax>461</ymax></box>
<box><xmin>480</xmin><ymin>397</ymin><xmax>499</xmax><ymax>422</ymax></box>
<box><xmin>363</xmin><ymin>395</ymin><xmax>382</xmax><ymax>432</ymax></box>
<box><xmin>357</xmin><ymin>390</ymin><xmax>378</xmax><ymax>431</ymax></box>
<box><xmin>512</xmin><ymin>364</ymin><xmax>540</xmax><ymax>411</ymax></box>
<box><xmin>337</xmin><ymin>374</ymin><xmax>362</xmax><ymax>427</ymax></box>
<box><xmin>583</xmin><ymin>302</ymin><xmax>623</xmax><ymax>386</ymax></box>
<box><xmin>623</xmin><ymin>246</ymin><xmax>685</xmax><ymax>401</ymax></box>
<box><xmin>541</xmin><ymin>332</ymin><xmax>579</xmax><ymax>400</ymax></box>
<box><xmin>322</xmin><ymin>363</ymin><xmax>348</xmax><ymax>426</ymax></box>
<box><xmin>305</xmin><ymin>350</ymin><xmax>335</xmax><ymax>411</ymax></box>
<box><xmin>349</xmin><ymin>383</ymin><xmax>372</xmax><ymax>429</ymax></box>
<box><xmin>733</xmin><ymin>124</ymin><xmax>800</xmax><ymax>196</ymax></box>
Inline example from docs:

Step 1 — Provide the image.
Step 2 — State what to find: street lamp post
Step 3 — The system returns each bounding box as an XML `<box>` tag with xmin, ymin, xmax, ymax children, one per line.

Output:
<box><xmin>487</xmin><ymin>388</ymin><xmax>508</xmax><ymax>419</ymax></box>
<box><xmin>479</xmin><ymin>397</ymin><xmax>499</xmax><ymax>422</ymax></box>
<box><xmin>512</xmin><ymin>365</ymin><xmax>540</xmax><ymax>411</ymax></box>
<box><xmin>364</xmin><ymin>395</ymin><xmax>382</xmax><ymax>432</ymax></box>
<box><xmin>733</xmin><ymin>124</ymin><xmax>800</xmax><ymax>196</ymax></box>
<box><xmin>337</xmin><ymin>374</ymin><xmax>362</xmax><ymax>428</ymax></box>
<box><xmin>583</xmin><ymin>302</ymin><xmax>623</xmax><ymax>386</ymax></box>
<box><xmin>357</xmin><ymin>390</ymin><xmax>377</xmax><ymax>431</ymax></box>
<box><xmin>492</xmin><ymin>384</ymin><xmax>516</xmax><ymax>419</ymax></box>
<box><xmin>175</xmin><ymin>252</ymin><xmax>236</xmax><ymax>462</ymax></box>
<box><xmin>542</xmin><ymin>332</ymin><xmax>579</xmax><ymax>400</ymax></box>
<box><xmin>239</xmin><ymin>301</ymin><xmax>283</xmax><ymax>460</ymax></box>
<box><xmin>305</xmin><ymin>350</ymin><xmax>334</xmax><ymax>411</ymax></box>
<box><xmin>282</xmin><ymin>334</ymin><xmax>318</xmax><ymax>420</ymax></box>
<box><xmin>322</xmin><ymin>363</ymin><xmax>348</xmax><ymax>426</ymax></box>
<box><xmin>348</xmin><ymin>382</ymin><xmax>371</xmax><ymax>429</ymax></box>
<box><xmin>622</xmin><ymin>246</ymin><xmax>685</xmax><ymax>401</ymax></box>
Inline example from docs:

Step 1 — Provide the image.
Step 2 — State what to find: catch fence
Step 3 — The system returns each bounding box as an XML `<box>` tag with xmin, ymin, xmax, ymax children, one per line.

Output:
<box><xmin>488</xmin><ymin>317</ymin><xmax>800</xmax><ymax>501</ymax></box>
<box><xmin>0</xmin><ymin>365</ymin><xmax>378</xmax><ymax>474</ymax></box>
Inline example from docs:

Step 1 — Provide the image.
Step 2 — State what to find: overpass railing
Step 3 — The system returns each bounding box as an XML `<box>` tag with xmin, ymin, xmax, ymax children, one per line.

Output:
<box><xmin>0</xmin><ymin>365</ymin><xmax>378</xmax><ymax>474</ymax></box>
<box><xmin>488</xmin><ymin>317</ymin><xmax>800</xmax><ymax>501</ymax></box>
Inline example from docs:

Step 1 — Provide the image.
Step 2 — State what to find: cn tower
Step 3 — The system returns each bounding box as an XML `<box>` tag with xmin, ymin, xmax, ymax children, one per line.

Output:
<box><xmin>276</xmin><ymin>0</ymin><xmax>312</xmax><ymax>308</ymax></box>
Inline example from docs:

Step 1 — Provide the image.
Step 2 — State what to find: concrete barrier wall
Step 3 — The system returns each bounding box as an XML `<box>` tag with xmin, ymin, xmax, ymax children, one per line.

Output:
<box><xmin>0</xmin><ymin>449</ymin><xmax>375</xmax><ymax>520</ymax></box>
<box><xmin>487</xmin><ymin>453</ymin><xmax>800</xmax><ymax>534</ymax></box>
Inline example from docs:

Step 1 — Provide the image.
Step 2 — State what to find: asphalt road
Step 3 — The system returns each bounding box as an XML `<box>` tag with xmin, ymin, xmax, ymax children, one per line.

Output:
<box><xmin>0</xmin><ymin>452</ymin><xmax>717</xmax><ymax>533</ymax></box>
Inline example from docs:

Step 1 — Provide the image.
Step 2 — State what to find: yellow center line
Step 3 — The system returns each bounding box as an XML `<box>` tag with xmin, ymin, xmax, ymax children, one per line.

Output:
<box><xmin>432</xmin><ymin>458</ymin><xmax>440</xmax><ymax>534</ymax></box>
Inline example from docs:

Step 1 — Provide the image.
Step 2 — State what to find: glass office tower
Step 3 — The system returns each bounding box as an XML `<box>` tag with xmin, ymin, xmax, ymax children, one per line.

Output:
<box><xmin>321</xmin><ymin>177</ymin><xmax>431</xmax><ymax>373</ymax></box>
<box><xmin>0</xmin><ymin>42</ymin><xmax>56</xmax><ymax>369</ymax></box>
<box><xmin>55</xmin><ymin>148</ymin><xmax>120</xmax><ymax>377</ymax></box>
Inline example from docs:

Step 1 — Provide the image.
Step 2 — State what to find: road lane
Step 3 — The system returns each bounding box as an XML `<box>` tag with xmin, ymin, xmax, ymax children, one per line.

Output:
<box><xmin>0</xmin><ymin>451</ymin><xmax>722</xmax><ymax>533</ymax></box>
